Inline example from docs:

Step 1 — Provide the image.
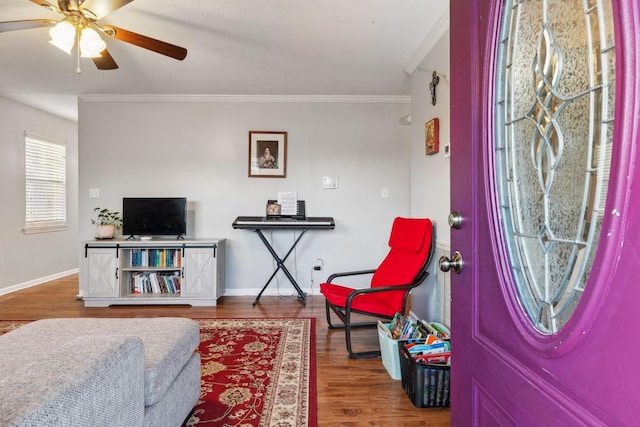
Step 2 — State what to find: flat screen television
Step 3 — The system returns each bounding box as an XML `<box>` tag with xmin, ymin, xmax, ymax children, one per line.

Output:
<box><xmin>122</xmin><ymin>197</ymin><xmax>187</xmax><ymax>238</ymax></box>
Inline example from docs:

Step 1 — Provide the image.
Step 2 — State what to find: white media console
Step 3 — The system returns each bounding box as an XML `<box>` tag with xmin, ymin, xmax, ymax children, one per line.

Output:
<box><xmin>81</xmin><ymin>238</ymin><xmax>225</xmax><ymax>307</ymax></box>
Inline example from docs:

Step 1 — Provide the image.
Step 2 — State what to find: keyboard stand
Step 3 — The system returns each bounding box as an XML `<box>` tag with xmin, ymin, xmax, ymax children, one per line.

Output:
<box><xmin>232</xmin><ymin>216</ymin><xmax>335</xmax><ymax>306</ymax></box>
<box><xmin>252</xmin><ymin>229</ymin><xmax>307</xmax><ymax>306</ymax></box>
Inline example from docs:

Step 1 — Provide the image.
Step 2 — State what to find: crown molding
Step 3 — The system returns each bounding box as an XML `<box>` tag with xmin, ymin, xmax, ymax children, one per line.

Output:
<box><xmin>78</xmin><ymin>94</ymin><xmax>411</xmax><ymax>104</ymax></box>
<box><xmin>404</xmin><ymin>6</ymin><xmax>450</xmax><ymax>75</ymax></box>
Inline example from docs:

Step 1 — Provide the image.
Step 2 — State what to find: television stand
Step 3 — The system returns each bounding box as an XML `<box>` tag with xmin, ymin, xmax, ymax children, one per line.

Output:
<box><xmin>125</xmin><ymin>235</ymin><xmax>185</xmax><ymax>240</ymax></box>
<box><xmin>81</xmin><ymin>238</ymin><xmax>226</xmax><ymax>307</ymax></box>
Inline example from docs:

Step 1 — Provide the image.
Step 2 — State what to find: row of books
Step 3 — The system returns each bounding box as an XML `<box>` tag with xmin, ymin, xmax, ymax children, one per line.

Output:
<box><xmin>130</xmin><ymin>272</ymin><xmax>181</xmax><ymax>294</ymax></box>
<box><xmin>389</xmin><ymin>312</ymin><xmax>451</xmax><ymax>340</ymax></box>
<box><xmin>423</xmin><ymin>366</ymin><xmax>450</xmax><ymax>407</ymax></box>
<box><xmin>129</xmin><ymin>248</ymin><xmax>182</xmax><ymax>268</ymax></box>
<box><xmin>404</xmin><ymin>337</ymin><xmax>451</xmax><ymax>365</ymax></box>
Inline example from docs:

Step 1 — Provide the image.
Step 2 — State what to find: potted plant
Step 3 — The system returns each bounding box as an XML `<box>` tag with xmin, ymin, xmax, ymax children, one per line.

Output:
<box><xmin>91</xmin><ymin>207</ymin><xmax>123</xmax><ymax>239</ymax></box>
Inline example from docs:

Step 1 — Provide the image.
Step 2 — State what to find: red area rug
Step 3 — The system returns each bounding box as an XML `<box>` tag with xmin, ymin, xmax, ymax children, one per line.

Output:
<box><xmin>0</xmin><ymin>318</ymin><xmax>316</xmax><ymax>427</ymax></box>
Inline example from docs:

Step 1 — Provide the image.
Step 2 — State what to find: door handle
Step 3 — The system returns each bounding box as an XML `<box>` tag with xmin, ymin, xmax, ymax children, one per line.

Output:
<box><xmin>439</xmin><ymin>251</ymin><xmax>464</xmax><ymax>274</ymax></box>
<box><xmin>448</xmin><ymin>210</ymin><xmax>463</xmax><ymax>229</ymax></box>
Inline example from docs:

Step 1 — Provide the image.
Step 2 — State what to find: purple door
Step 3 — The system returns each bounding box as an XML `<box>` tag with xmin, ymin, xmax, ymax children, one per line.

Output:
<box><xmin>449</xmin><ymin>0</ymin><xmax>640</xmax><ymax>425</ymax></box>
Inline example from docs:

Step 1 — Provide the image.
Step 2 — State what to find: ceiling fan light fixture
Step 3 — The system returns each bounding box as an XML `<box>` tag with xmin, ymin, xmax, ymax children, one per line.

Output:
<box><xmin>48</xmin><ymin>20</ymin><xmax>76</xmax><ymax>54</ymax></box>
<box><xmin>2</xmin><ymin>0</ymin><xmax>188</xmax><ymax>71</ymax></box>
<box><xmin>80</xmin><ymin>27</ymin><xmax>106</xmax><ymax>58</ymax></box>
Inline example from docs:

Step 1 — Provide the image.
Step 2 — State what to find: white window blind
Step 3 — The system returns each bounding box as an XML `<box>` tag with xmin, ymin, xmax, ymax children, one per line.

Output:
<box><xmin>24</xmin><ymin>134</ymin><xmax>67</xmax><ymax>233</ymax></box>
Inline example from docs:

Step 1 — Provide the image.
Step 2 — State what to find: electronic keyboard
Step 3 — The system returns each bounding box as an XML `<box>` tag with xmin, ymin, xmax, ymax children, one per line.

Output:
<box><xmin>232</xmin><ymin>216</ymin><xmax>335</xmax><ymax>229</ymax></box>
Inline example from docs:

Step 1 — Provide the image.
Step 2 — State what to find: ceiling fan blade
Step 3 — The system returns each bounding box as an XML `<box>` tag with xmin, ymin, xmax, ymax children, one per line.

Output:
<box><xmin>102</xmin><ymin>25</ymin><xmax>187</xmax><ymax>61</ymax></box>
<box><xmin>0</xmin><ymin>19</ymin><xmax>55</xmax><ymax>33</ymax></box>
<box><xmin>80</xmin><ymin>0</ymin><xmax>134</xmax><ymax>20</ymax></box>
<box><xmin>56</xmin><ymin>0</ymin><xmax>74</xmax><ymax>12</ymax></box>
<box><xmin>29</xmin><ymin>0</ymin><xmax>61</xmax><ymax>13</ymax></box>
<box><xmin>93</xmin><ymin>48</ymin><xmax>119</xmax><ymax>70</ymax></box>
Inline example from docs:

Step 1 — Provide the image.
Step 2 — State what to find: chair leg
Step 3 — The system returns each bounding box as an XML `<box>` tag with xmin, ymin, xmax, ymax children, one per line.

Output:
<box><xmin>325</xmin><ymin>301</ymin><xmax>343</xmax><ymax>329</ymax></box>
<box><xmin>326</xmin><ymin>300</ymin><xmax>383</xmax><ymax>358</ymax></box>
<box><xmin>345</xmin><ymin>310</ymin><xmax>381</xmax><ymax>359</ymax></box>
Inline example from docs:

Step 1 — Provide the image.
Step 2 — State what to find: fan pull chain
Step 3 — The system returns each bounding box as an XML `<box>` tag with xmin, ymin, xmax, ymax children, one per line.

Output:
<box><xmin>76</xmin><ymin>27</ymin><xmax>81</xmax><ymax>74</ymax></box>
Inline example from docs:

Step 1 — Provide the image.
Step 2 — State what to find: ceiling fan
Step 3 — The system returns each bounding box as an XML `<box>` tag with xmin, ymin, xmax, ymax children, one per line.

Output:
<box><xmin>0</xmin><ymin>0</ymin><xmax>187</xmax><ymax>71</ymax></box>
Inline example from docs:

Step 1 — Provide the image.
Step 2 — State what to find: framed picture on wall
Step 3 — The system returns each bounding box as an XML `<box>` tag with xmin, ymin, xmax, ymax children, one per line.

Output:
<box><xmin>425</xmin><ymin>118</ymin><xmax>439</xmax><ymax>155</ymax></box>
<box><xmin>248</xmin><ymin>131</ymin><xmax>287</xmax><ymax>178</ymax></box>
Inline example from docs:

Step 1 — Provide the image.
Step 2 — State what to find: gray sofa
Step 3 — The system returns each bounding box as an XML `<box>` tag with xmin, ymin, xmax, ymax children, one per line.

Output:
<box><xmin>0</xmin><ymin>318</ymin><xmax>201</xmax><ymax>427</ymax></box>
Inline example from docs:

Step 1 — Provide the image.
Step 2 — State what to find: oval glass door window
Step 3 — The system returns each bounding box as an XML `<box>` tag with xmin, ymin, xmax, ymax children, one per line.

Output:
<box><xmin>493</xmin><ymin>0</ymin><xmax>615</xmax><ymax>334</ymax></box>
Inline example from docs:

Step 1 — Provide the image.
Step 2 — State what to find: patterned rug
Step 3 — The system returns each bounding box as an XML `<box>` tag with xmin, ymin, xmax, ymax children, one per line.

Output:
<box><xmin>0</xmin><ymin>318</ymin><xmax>316</xmax><ymax>427</ymax></box>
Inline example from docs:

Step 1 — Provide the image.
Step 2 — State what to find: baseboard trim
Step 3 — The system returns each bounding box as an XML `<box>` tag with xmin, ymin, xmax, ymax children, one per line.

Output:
<box><xmin>0</xmin><ymin>269</ymin><xmax>79</xmax><ymax>297</ymax></box>
<box><xmin>223</xmin><ymin>287</ymin><xmax>321</xmax><ymax>297</ymax></box>
<box><xmin>2</xmin><ymin>272</ymin><xmax>322</xmax><ymax>299</ymax></box>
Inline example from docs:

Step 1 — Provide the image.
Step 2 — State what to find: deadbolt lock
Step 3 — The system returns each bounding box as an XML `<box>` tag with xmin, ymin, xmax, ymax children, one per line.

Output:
<box><xmin>448</xmin><ymin>211</ymin><xmax>463</xmax><ymax>229</ymax></box>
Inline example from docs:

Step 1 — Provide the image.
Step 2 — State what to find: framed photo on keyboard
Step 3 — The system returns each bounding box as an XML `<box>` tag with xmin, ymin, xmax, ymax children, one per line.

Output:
<box><xmin>266</xmin><ymin>202</ymin><xmax>281</xmax><ymax>216</ymax></box>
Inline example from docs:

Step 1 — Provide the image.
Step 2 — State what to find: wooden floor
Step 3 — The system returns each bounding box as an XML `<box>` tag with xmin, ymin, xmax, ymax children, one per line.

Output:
<box><xmin>0</xmin><ymin>274</ymin><xmax>451</xmax><ymax>427</ymax></box>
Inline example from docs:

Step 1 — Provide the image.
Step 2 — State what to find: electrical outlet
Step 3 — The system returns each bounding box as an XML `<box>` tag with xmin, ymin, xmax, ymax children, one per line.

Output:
<box><xmin>314</xmin><ymin>258</ymin><xmax>323</xmax><ymax>271</ymax></box>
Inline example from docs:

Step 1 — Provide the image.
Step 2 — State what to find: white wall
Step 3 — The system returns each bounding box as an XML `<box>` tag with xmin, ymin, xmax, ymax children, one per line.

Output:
<box><xmin>78</xmin><ymin>97</ymin><xmax>412</xmax><ymax>296</ymax></box>
<box><xmin>408</xmin><ymin>29</ymin><xmax>451</xmax><ymax>324</ymax></box>
<box><xmin>0</xmin><ymin>96</ymin><xmax>79</xmax><ymax>294</ymax></box>
<box><xmin>1</xmin><ymin>33</ymin><xmax>453</xmax><ymax>316</ymax></box>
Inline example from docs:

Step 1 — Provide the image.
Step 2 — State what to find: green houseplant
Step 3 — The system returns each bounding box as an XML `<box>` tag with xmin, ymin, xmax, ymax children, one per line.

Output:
<box><xmin>91</xmin><ymin>207</ymin><xmax>123</xmax><ymax>239</ymax></box>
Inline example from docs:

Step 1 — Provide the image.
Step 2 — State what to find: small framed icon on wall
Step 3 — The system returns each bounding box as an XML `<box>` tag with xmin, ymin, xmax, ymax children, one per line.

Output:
<box><xmin>425</xmin><ymin>118</ymin><xmax>439</xmax><ymax>155</ymax></box>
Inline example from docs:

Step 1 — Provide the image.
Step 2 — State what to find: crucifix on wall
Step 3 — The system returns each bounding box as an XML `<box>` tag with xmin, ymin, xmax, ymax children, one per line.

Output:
<box><xmin>429</xmin><ymin>71</ymin><xmax>440</xmax><ymax>106</ymax></box>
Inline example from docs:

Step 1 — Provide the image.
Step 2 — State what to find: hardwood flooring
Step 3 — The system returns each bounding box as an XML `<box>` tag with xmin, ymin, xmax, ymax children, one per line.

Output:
<box><xmin>0</xmin><ymin>274</ymin><xmax>451</xmax><ymax>427</ymax></box>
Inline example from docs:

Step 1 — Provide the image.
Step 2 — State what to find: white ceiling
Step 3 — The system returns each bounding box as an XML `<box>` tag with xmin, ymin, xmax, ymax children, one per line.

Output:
<box><xmin>0</xmin><ymin>0</ymin><xmax>449</xmax><ymax>121</ymax></box>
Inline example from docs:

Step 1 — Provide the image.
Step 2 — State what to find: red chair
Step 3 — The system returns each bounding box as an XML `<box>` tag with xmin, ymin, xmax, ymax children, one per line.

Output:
<box><xmin>320</xmin><ymin>217</ymin><xmax>434</xmax><ymax>358</ymax></box>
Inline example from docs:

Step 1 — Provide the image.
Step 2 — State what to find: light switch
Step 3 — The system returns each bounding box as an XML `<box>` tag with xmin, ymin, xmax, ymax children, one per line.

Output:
<box><xmin>322</xmin><ymin>176</ymin><xmax>339</xmax><ymax>189</ymax></box>
<box><xmin>381</xmin><ymin>187</ymin><xmax>389</xmax><ymax>198</ymax></box>
<box><xmin>89</xmin><ymin>188</ymin><xmax>100</xmax><ymax>198</ymax></box>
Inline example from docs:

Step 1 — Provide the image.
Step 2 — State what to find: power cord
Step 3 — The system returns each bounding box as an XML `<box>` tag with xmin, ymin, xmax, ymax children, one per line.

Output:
<box><xmin>309</xmin><ymin>267</ymin><xmax>315</xmax><ymax>296</ymax></box>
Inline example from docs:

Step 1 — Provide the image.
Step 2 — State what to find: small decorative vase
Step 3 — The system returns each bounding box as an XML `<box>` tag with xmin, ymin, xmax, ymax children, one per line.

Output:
<box><xmin>96</xmin><ymin>224</ymin><xmax>116</xmax><ymax>239</ymax></box>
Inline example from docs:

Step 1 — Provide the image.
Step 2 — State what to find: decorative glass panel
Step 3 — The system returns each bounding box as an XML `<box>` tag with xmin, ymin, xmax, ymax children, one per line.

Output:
<box><xmin>494</xmin><ymin>0</ymin><xmax>615</xmax><ymax>334</ymax></box>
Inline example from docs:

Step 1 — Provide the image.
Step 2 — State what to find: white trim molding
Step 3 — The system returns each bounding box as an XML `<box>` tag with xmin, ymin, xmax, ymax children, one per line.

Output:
<box><xmin>0</xmin><ymin>269</ymin><xmax>79</xmax><ymax>297</ymax></box>
<box><xmin>79</xmin><ymin>94</ymin><xmax>411</xmax><ymax>104</ymax></box>
<box><xmin>404</xmin><ymin>6</ymin><xmax>450</xmax><ymax>75</ymax></box>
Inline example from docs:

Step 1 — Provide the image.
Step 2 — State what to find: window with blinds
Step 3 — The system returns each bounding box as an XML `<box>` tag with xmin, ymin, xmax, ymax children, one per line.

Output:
<box><xmin>24</xmin><ymin>134</ymin><xmax>67</xmax><ymax>233</ymax></box>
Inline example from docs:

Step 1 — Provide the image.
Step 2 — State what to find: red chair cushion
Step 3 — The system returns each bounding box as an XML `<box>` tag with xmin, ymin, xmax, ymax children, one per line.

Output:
<box><xmin>371</xmin><ymin>218</ymin><xmax>432</xmax><ymax>308</ymax></box>
<box><xmin>320</xmin><ymin>282</ymin><xmax>402</xmax><ymax>318</ymax></box>
<box><xmin>321</xmin><ymin>217</ymin><xmax>433</xmax><ymax>316</ymax></box>
<box><xmin>388</xmin><ymin>217</ymin><xmax>431</xmax><ymax>253</ymax></box>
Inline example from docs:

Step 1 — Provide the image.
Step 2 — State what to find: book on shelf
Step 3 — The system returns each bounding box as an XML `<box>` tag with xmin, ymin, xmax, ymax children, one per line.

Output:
<box><xmin>130</xmin><ymin>271</ymin><xmax>181</xmax><ymax>294</ymax></box>
<box><xmin>149</xmin><ymin>273</ymin><xmax>161</xmax><ymax>293</ymax></box>
<box><xmin>130</xmin><ymin>248</ymin><xmax>181</xmax><ymax>268</ymax></box>
<box><xmin>130</xmin><ymin>249</ymin><xmax>148</xmax><ymax>267</ymax></box>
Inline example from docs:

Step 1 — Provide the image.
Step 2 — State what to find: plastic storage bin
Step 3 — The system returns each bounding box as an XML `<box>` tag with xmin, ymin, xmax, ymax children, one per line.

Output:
<box><xmin>398</xmin><ymin>341</ymin><xmax>450</xmax><ymax>408</ymax></box>
<box><xmin>377</xmin><ymin>321</ymin><xmax>401</xmax><ymax>380</ymax></box>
